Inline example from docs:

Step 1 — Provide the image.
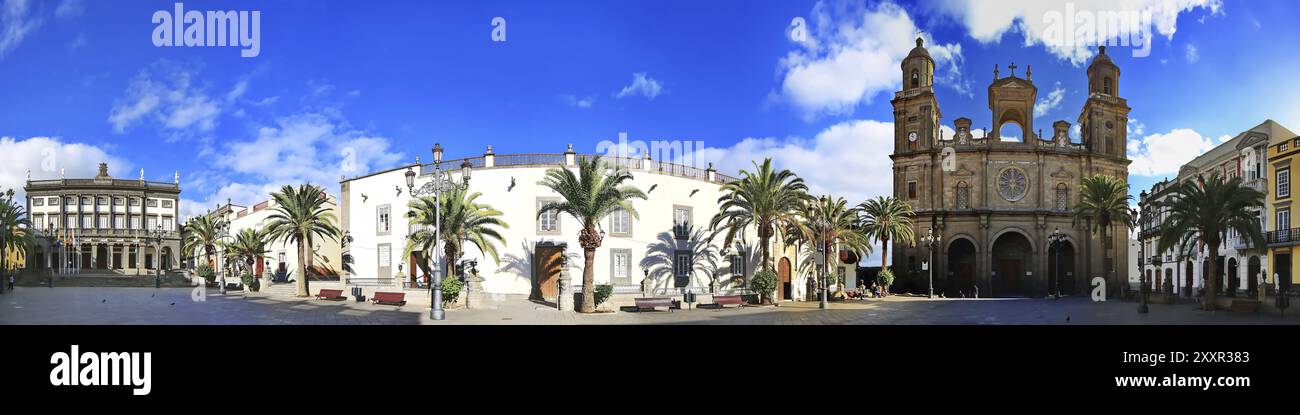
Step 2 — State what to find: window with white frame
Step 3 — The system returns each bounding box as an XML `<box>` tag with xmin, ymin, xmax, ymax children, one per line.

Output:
<box><xmin>537</xmin><ymin>198</ymin><xmax>560</xmax><ymax>235</ymax></box>
<box><xmin>114</xmin><ymin>215</ymin><xmax>124</xmax><ymax>229</ymax></box>
<box><xmin>33</xmin><ymin>215</ymin><xmax>44</xmax><ymax>230</ymax></box>
<box><xmin>82</xmin><ymin>214</ymin><xmax>92</xmax><ymax>228</ymax></box>
<box><xmin>673</xmin><ymin>206</ymin><xmax>692</xmax><ymax>239</ymax></box>
<box><xmin>730</xmin><ymin>252</ymin><xmax>746</xmax><ymax>277</ymax></box>
<box><xmin>48</xmin><ymin>197</ymin><xmax>59</xmax><ymax>206</ymax></box>
<box><xmin>377</xmin><ymin>205</ymin><xmax>391</xmax><ymax>234</ymax></box>
<box><xmin>32</xmin><ymin>198</ymin><xmax>43</xmax><ymax>206</ymax></box>
<box><xmin>66</xmin><ymin>215</ymin><xmax>76</xmax><ymax>229</ymax></box>
<box><xmin>609</xmin><ymin>208</ymin><xmax>631</xmax><ymax>236</ymax></box>
<box><xmin>1278</xmin><ymin>209</ymin><xmax>1291</xmax><ymax>232</ymax></box>
<box><xmin>610</xmin><ymin>249</ymin><xmax>631</xmax><ymax>284</ymax></box>
<box><xmin>674</xmin><ymin>251</ymin><xmax>692</xmax><ymax>285</ymax></box>
<box><xmin>98</xmin><ymin>215</ymin><xmax>109</xmax><ymax>229</ymax></box>
<box><xmin>1278</xmin><ymin>168</ymin><xmax>1291</xmax><ymax>198</ymax></box>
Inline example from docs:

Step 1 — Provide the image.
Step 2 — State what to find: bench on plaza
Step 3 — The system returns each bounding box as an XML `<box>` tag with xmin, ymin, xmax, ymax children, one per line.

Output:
<box><xmin>707</xmin><ymin>295</ymin><xmax>745</xmax><ymax>309</ymax></box>
<box><xmin>634</xmin><ymin>297</ymin><xmax>674</xmax><ymax>312</ymax></box>
<box><xmin>371</xmin><ymin>291</ymin><xmax>407</xmax><ymax>306</ymax></box>
<box><xmin>315</xmin><ymin>289</ymin><xmax>346</xmax><ymax>301</ymax></box>
<box><xmin>225</xmin><ymin>283</ymin><xmax>243</xmax><ymax>291</ymax></box>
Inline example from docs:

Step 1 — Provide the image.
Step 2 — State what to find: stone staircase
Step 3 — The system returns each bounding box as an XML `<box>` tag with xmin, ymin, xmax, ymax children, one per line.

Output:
<box><xmin>262</xmin><ymin>282</ymin><xmax>300</xmax><ymax>297</ymax></box>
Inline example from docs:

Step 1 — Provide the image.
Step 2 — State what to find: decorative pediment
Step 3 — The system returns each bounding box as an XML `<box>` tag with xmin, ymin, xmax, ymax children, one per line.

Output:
<box><xmin>950</xmin><ymin>164</ymin><xmax>975</xmax><ymax>177</ymax></box>
<box><xmin>1235</xmin><ymin>133</ymin><xmax>1267</xmax><ymax>150</ymax></box>
<box><xmin>1049</xmin><ymin>166</ymin><xmax>1074</xmax><ymax>179</ymax></box>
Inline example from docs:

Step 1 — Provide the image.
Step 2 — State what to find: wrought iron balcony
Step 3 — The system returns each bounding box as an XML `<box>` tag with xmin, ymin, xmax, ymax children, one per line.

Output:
<box><xmin>1266</xmin><ymin>228</ymin><xmax>1300</xmax><ymax>246</ymax></box>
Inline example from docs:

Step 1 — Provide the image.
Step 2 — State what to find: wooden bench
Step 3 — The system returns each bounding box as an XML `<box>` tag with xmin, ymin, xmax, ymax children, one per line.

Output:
<box><xmin>315</xmin><ymin>289</ymin><xmax>346</xmax><ymax>301</ymax></box>
<box><xmin>371</xmin><ymin>291</ymin><xmax>407</xmax><ymax>306</ymax></box>
<box><xmin>710</xmin><ymin>295</ymin><xmax>745</xmax><ymax>309</ymax></box>
<box><xmin>634</xmin><ymin>297</ymin><xmax>673</xmax><ymax>312</ymax></box>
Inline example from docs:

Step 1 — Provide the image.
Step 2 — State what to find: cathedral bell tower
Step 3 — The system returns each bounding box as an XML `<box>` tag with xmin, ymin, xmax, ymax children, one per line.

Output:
<box><xmin>1079</xmin><ymin>46</ymin><xmax>1131</xmax><ymax>158</ymax></box>
<box><xmin>892</xmin><ymin>37</ymin><xmax>942</xmax><ymax>154</ymax></box>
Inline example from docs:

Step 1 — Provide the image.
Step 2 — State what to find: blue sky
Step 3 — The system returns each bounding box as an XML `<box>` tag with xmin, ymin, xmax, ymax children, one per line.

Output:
<box><xmin>1</xmin><ymin>0</ymin><xmax>1296</xmax><ymax>265</ymax></box>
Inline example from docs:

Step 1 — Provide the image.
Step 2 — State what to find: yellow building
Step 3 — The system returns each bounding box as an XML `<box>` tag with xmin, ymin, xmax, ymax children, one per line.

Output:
<box><xmin>1266</xmin><ymin>128</ymin><xmax>1300</xmax><ymax>293</ymax></box>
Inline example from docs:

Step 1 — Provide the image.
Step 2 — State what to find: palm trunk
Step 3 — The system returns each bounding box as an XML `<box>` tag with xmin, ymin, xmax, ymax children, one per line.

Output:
<box><xmin>582</xmin><ymin>248</ymin><xmax>595</xmax><ymax>312</ymax></box>
<box><xmin>1204</xmin><ymin>241</ymin><xmax>1219</xmax><ymax>310</ymax></box>
<box><xmin>295</xmin><ymin>237</ymin><xmax>309</xmax><ymax>297</ymax></box>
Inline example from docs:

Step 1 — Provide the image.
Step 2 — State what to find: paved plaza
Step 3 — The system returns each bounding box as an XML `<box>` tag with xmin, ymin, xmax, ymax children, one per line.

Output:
<box><xmin>2</xmin><ymin>286</ymin><xmax>1298</xmax><ymax>325</ymax></box>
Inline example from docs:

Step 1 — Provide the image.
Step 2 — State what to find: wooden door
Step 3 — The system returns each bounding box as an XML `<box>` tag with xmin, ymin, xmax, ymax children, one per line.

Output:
<box><xmin>999</xmin><ymin>259</ymin><xmax>1021</xmax><ymax>294</ymax></box>
<box><xmin>535</xmin><ymin>246</ymin><xmax>563</xmax><ymax>300</ymax></box>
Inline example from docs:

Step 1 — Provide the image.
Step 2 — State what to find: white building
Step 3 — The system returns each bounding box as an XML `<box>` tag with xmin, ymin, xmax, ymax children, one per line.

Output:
<box><xmin>339</xmin><ymin>145</ymin><xmax>857</xmax><ymax>304</ymax></box>
<box><xmin>1138</xmin><ymin>120</ymin><xmax>1290</xmax><ymax>296</ymax></box>
<box><xmin>190</xmin><ymin>195</ymin><xmax>342</xmax><ymax>284</ymax></box>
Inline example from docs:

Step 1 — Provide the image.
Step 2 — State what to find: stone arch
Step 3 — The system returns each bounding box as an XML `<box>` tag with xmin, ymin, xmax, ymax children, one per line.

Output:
<box><xmin>990</xmin><ymin>227</ymin><xmax>1037</xmax><ymax>253</ymax></box>
<box><xmin>997</xmin><ymin>109</ymin><xmax>1026</xmax><ymax>142</ymax></box>
<box><xmin>946</xmin><ymin>237</ymin><xmax>978</xmax><ymax>297</ymax></box>
<box><xmin>991</xmin><ymin>229</ymin><xmax>1036</xmax><ymax>296</ymax></box>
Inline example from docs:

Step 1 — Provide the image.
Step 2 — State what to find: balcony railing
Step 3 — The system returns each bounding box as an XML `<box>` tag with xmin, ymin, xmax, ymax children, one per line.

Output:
<box><xmin>1266</xmin><ymin>228</ymin><xmax>1300</xmax><ymax>245</ymax></box>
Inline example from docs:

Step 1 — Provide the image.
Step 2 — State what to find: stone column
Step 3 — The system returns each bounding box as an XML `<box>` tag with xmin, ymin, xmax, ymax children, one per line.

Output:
<box><xmin>557</xmin><ymin>266</ymin><xmax>572</xmax><ymax>311</ymax></box>
<box><xmin>465</xmin><ymin>269</ymin><xmax>483</xmax><ymax>310</ymax></box>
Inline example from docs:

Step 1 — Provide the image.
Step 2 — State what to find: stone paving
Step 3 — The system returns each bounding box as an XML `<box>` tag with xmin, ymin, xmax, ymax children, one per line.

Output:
<box><xmin>2</xmin><ymin>286</ymin><xmax>1298</xmax><ymax>325</ymax></box>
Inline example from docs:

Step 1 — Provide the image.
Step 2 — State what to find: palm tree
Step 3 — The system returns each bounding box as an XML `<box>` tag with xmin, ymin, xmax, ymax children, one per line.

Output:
<box><xmin>710</xmin><ymin>158</ymin><xmax>810</xmax><ymax>274</ymax></box>
<box><xmin>858</xmin><ymin>196</ymin><xmax>915</xmax><ymax>272</ymax></box>
<box><xmin>404</xmin><ymin>186</ymin><xmax>509</xmax><ymax>287</ymax></box>
<box><xmin>538</xmin><ymin>156</ymin><xmax>646</xmax><ymax>313</ymax></box>
<box><xmin>265</xmin><ymin>184</ymin><xmax>341</xmax><ymax>297</ymax></box>
<box><xmin>224</xmin><ymin>227</ymin><xmax>271</xmax><ymax>279</ymax></box>
<box><xmin>1072</xmin><ymin>175</ymin><xmax>1135</xmax><ymax>297</ymax></box>
<box><xmin>0</xmin><ymin>193</ymin><xmax>33</xmax><ymax>276</ymax></box>
<box><xmin>1156</xmin><ymin>172</ymin><xmax>1264</xmax><ymax>310</ymax></box>
<box><xmin>183</xmin><ymin>215</ymin><xmax>222</xmax><ymax>270</ymax></box>
<box><xmin>791</xmin><ymin>196</ymin><xmax>872</xmax><ymax>298</ymax></box>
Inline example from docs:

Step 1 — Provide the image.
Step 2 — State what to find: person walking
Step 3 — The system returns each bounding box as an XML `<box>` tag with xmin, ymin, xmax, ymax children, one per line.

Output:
<box><xmin>7</xmin><ymin>273</ymin><xmax>13</xmax><ymax>291</ymax></box>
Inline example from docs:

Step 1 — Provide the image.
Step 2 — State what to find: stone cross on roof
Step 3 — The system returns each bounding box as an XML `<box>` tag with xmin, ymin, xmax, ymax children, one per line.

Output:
<box><xmin>1008</xmin><ymin>62</ymin><xmax>1017</xmax><ymax>77</ymax></box>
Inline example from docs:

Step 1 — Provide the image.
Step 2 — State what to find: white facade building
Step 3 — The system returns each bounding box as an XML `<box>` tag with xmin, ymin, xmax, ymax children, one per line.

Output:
<box><xmin>189</xmin><ymin>195</ymin><xmax>342</xmax><ymax>284</ymax></box>
<box><xmin>339</xmin><ymin>145</ymin><xmax>856</xmax><ymax>303</ymax></box>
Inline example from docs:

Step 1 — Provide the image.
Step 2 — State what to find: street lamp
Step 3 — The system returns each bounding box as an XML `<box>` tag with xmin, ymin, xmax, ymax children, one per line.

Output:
<box><xmin>921</xmin><ymin>226</ymin><xmax>941</xmax><ymax>299</ymax></box>
<box><xmin>46</xmin><ymin>223</ymin><xmax>56</xmax><ymax>288</ymax></box>
<box><xmin>1133</xmin><ymin>206</ymin><xmax>1149</xmax><ymax>314</ymax></box>
<box><xmin>215</xmin><ymin>202</ymin><xmax>231</xmax><ymax>295</ymax></box>
<box><xmin>406</xmin><ymin>143</ymin><xmax>471</xmax><ymax>321</ymax></box>
<box><xmin>817</xmin><ymin>195</ymin><xmax>829</xmax><ymax>310</ymax></box>
<box><xmin>1048</xmin><ymin>228</ymin><xmax>1068</xmax><ymax>299</ymax></box>
<box><xmin>149</xmin><ymin>225</ymin><xmax>166</xmax><ymax>289</ymax></box>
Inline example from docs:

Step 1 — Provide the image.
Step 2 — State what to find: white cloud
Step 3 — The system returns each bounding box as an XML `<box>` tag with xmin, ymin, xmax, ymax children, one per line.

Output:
<box><xmin>1127</xmin><ymin>128</ymin><xmax>1218</xmax><ymax>176</ymax></box>
<box><xmin>0</xmin><ymin>0</ymin><xmax>42</xmax><ymax>59</ymax></box>
<box><xmin>108</xmin><ymin>61</ymin><xmax>222</xmax><ymax>137</ymax></box>
<box><xmin>1034</xmin><ymin>82</ymin><xmax>1066</xmax><ymax>118</ymax></box>
<box><xmin>0</xmin><ymin>136</ymin><xmax>128</xmax><ymax>200</ymax></box>
<box><xmin>560</xmin><ymin>94</ymin><xmax>595</xmax><ymax>108</ymax></box>
<box><xmin>777</xmin><ymin>2</ymin><xmax>969</xmax><ymax>119</ymax></box>
<box><xmin>1184</xmin><ymin>43</ymin><xmax>1199</xmax><ymax>63</ymax></box>
<box><xmin>54</xmin><ymin>0</ymin><xmax>82</xmax><ymax>19</ymax></box>
<box><xmin>1128</xmin><ymin>118</ymin><xmax>1145</xmax><ymax>136</ymax></box>
<box><xmin>928</xmin><ymin>0</ymin><xmax>1223</xmax><ymax>65</ymax></box>
<box><xmin>615</xmin><ymin>73</ymin><xmax>664</xmax><ymax>100</ymax></box>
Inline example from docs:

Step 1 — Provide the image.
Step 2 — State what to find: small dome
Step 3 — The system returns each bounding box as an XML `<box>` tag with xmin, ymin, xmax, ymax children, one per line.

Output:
<box><xmin>906</xmin><ymin>37</ymin><xmax>932</xmax><ymax>61</ymax></box>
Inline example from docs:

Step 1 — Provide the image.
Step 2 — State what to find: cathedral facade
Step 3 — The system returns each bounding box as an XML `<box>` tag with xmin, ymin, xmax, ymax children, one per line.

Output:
<box><xmin>889</xmin><ymin>39</ymin><xmax>1131</xmax><ymax>297</ymax></box>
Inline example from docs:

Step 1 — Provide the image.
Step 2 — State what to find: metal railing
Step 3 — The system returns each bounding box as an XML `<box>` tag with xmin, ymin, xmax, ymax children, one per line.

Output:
<box><xmin>1266</xmin><ymin>228</ymin><xmax>1300</xmax><ymax>245</ymax></box>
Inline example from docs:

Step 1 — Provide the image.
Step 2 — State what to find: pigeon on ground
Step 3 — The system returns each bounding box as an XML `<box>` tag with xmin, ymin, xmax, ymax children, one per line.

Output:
<box><xmin>102</xmin><ymin>299</ymin><xmax>106</xmax><ymax>303</ymax></box>
<box><xmin>151</xmin><ymin>293</ymin><xmax>155</xmax><ymax>298</ymax></box>
<box><xmin>1066</xmin><ymin>315</ymin><xmax>1071</xmax><ymax>323</ymax></box>
<box><xmin>169</xmin><ymin>302</ymin><xmax>175</xmax><ymax>306</ymax></box>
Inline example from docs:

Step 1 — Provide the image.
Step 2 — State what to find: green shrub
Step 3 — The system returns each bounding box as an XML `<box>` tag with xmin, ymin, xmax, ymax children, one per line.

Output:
<box><xmin>197</xmin><ymin>264</ymin><xmax>216</xmax><ymax>283</ymax></box>
<box><xmin>594</xmin><ymin>284</ymin><xmax>614</xmax><ymax>307</ymax></box>
<box><xmin>240</xmin><ymin>272</ymin><xmax>254</xmax><ymax>287</ymax></box>
<box><xmin>441</xmin><ymin>275</ymin><xmax>463</xmax><ymax>306</ymax></box>
<box><xmin>876</xmin><ymin>269</ymin><xmax>895</xmax><ymax>288</ymax></box>
<box><xmin>750</xmin><ymin>269</ymin><xmax>778</xmax><ymax>303</ymax></box>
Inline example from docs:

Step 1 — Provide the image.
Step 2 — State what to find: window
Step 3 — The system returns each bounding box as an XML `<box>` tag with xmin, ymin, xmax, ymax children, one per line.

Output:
<box><xmin>1278</xmin><ymin>168</ymin><xmax>1291</xmax><ymax>199</ymax></box>
<box><xmin>130</xmin><ymin>215</ymin><xmax>141</xmax><ymax>229</ymax></box>
<box><xmin>48</xmin><ymin>215</ymin><xmax>58</xmax><ymax>230</ymax></box>
<box><xmin>82</xmin><ymin>214</ymin><xmax>92</xmax><ymax>228</ymax></box>
<box><xmin>114</xmin><ymin>197</ymin><xmax>123</xmax><ymax>206</ymax></box>
<box><xmin>674</xmin><ymin>251</ymin><xmax>692</xmax><ymax>286</ymax></box>
<box><xmin>33</xmin><ymin>215</ymin><xmax>44</xmax><ymax>230</ymax></box>
<box><xmin>907</xmin><ymin>181</ymin><xmax>918</xmax><ymax>200</ymax></box>
<box><xmin>148</xmin><ymin>215</ymin><xmax>159</xmax><ymax>230</ymax></box>
<box><xmin>129</xmin><ymin>198</ymin><xmax>140</xmax><ymax>206</ymax></box>
<box><xmin>114</xmin><ymin>215</ymin><xmax>124</xmax><ymax>229</ymax></box>
<box><xmin>609</xmin><ymin>208</ymin><xmax>631</xmax><ymax>237</ymax></box>
<box><xmin>146</xmin><ymin>199</ymin><xmax>158</xmax><ymax>207</ymax></box>
<box><xmin>162</xmin><ymin>200</ymin><xmax>173</xmax><ymax>208</ymax></box>
<box><xmin>378</xmin><ymin>244</ymin><xmax>391</xmax><ymax>267</ymax></box>
<box><xmin>1278</xmin><ymin>209</ymin><xmax>1291</xmax><ymax>232</ymax></box>
<box><xmin>910</xmin><ymin>70</ymin><xmax>919</xmax><ymax>88</ymax></box>
<box><xmin>673</xmin><ymin>206</ymin><xmax>693</xmax><ymax>239</ymax></box>
<box><xmin>66</xmin><ymin>215</ymin><xmax>76</xmax><ymax>229</ymax></box>
<box><xmin>81</xmin><ymin>197</ymin><xmax>91</xmax><ymax>205</ymax></box>
<box><xmin>32</xmin><ymin>198</ymin><xmax>43</xmax><ymax>206</ymax></box>
<box><xmin>1103</xmin><ymin>77</ymin><xmax>1112</xmax><ymax>95</ymax></box>
<box><xmin>1281</xmin><ymin>143</ymin><xmax>1290</xmax><ymax>153</ymax></box>
<box><xmin>537</xmin><ymin>198</ymin><xmax>560</xmax><ymax>235</ymax></box>
<box><xmin>956</xmin><ymin>182</ymin><xmax>970</xmax><ymax>209</ymax></box>
<box><xmin>610</xmin><ymin>249</ymin><xmax>632</xmax><ymax>284</ymax></box>
<box><xmin>48</xmin><ymin>197</ymin><xmax>60</xmax><ymax>206</ymax></box>
<box><xmin>730</xmin><ymin>252</ymin><xmax>747</xmax><ymax>277</ymax></box>
<box><xmin>1055</xmin><ymin>183</ymin><xmax>1069</xmax><ymax>211</ymax></box>
<box><xmin>376</xmin><ymin>205</ymin><xmax>391</xmax><ymax>234</ymax></box>
<box><xmin>97</xmin><ymin>197</ymin><xmax>107</xmax><ymax>205</ymax></box>
<box><xmin>65</xmin><ymin>197</ymin><xmax>75</xmax><ymax>206</ymax></box>
<box><xmin>162</xmin><ymin>216</ymin><xmax>174</xmax><ymax>231</ymax></box>
<box><xmin>98</xmin><ymin>215</ymin><xmax>109</xmax><ymax>229</ymax></box>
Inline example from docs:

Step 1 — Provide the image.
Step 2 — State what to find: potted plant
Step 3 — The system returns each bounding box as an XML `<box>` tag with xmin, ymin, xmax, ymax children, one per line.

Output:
<box><xmin>197</xmin><ymin>264</ymin><xmax>216</xmax><ymax>287</ymax></box>
<box><xmin>750</xmin><ymin>269</ymin><xmax>778</xmax><ymax>305</ymax></box>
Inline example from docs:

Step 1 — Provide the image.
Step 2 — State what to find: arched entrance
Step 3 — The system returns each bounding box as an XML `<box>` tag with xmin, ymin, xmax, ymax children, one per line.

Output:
<box><xmin>991</xmin><ymin>231</ymin><xmax>1034</xmax><ymax>296</ymax></box>
<box><xmin>1047</xmin><ymin>239</ymin><xmax>1076</xmax><ymax>295</ymax></box>
<box><xmin>1164</xmin><ymin>268</ymin><xmax>1174</xmax><ymax>293</ymax></box>
<box><xmin>1185</xmin><ymin>261</ymin><xmax>1194</xmax><ymax>297</ymax></box>
<box><xmin>1247</xmin><ymin>256</ymin><xmax>1261</xmax><ymax>295</ymax></box>
<box><xmin>778</xmin><ymin>257</ymin><xmax>792</xmax><ymax>301</ymax></box>
<box><xmin>1227</xmin><ymin>257</ymin><xmax>1238</xmax><ymax>296</ymax></box>
<box><xmin>946</xmin><ymin>238</ymin><xmax>977</xmax><ymax>297</ymax></box>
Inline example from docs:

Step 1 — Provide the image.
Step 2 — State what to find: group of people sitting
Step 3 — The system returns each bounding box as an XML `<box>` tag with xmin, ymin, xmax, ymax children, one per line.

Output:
<box><xmin>846</xmin><ymin>281</ymin><xmax>889</xmax><ymax>299</ymax></box>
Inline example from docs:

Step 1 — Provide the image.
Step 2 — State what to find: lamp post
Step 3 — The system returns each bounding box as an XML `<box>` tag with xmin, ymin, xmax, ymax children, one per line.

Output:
<box><xmin>150</xmin><ymin>225</ymin><xmax>166</xmax><ymax>289</ymax></box>
<box><xmin>46</xmin><ymin>223</ymin><xmax>56</xmax><ymax>288</ymax></box>
<box><xmin>1133</xmin><ymin>205</ymin><xmax>1149</xmax><ymax>314</ymax></box>
<box><xmin>405</xmin><ymin>143</ymin><xmax>471</xmax><ymax>321</ymax></box>
<box><xmin>818</xmin><ymin>196</ymin><xmax>829</xmax><ymax>310</ymax></box>
<box><xmin>920</xmin><ymin>226</ymin><xmax>941</xmax><ymax>299</ymax></box>
<box><xmin>1048</xmin><ymin>228</ymin><xmax>1067</xmax><ymax>299</ymax></box>
<box><xmin>215</xmin><ymin>203</ymin><xmax>231</xmax><ymax>295</ymax></box>
<box><xmin>0</xmin><ymin>189</ymin><xmax>10</xmax><ymax>294</ymax></box>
